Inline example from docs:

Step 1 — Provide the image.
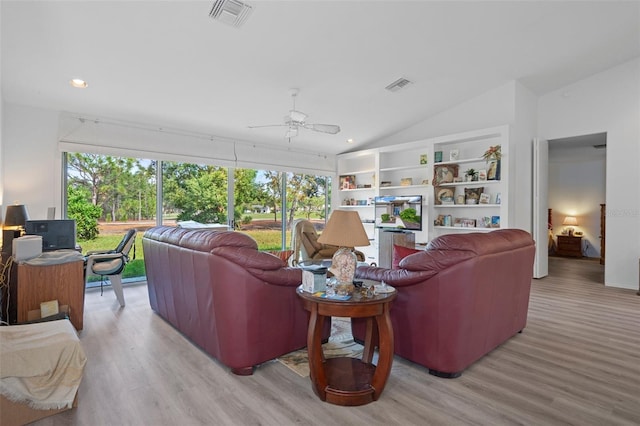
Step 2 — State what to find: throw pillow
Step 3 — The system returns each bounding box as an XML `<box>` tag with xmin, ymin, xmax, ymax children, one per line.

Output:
<box><xmin>392</xmin><ymin>244</ymin><xmax>421</xmax><ymax>269</ymax></box>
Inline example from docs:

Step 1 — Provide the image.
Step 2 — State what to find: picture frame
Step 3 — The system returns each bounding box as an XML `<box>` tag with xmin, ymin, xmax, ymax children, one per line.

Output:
<box><xmin>480</xmin><ymin>216</ymin><xmax>492</xmax><ymax>228</ymax></box>
<box><xmin>434</xmin><ymin>186</ymin><xmax>455</xmax><ymax>205</ymax></box>
<box><xmin>478</xmin><ymin>169</ymin><xmax>487</xmax><ymax>181</ymax></box>
<box><xmin>449</xmin><ymin>149</ymin><xmax>459</xmax><ymax>161</ymax></box>
<box><xmin>400</xmin><ymin>177</ymin><xmax>413</xmax><ymax>186</ymax></box>
<box><xmin>479</xmin><ymin>193</ymin><xmax>491</xmax><ymax>204</ymax></box>
<box><xmin>434</xmin><ymin>151</ymin><xmax>443</xmax><ymax>163</ymax></box>
<box><xmin>420</xmin><ymin>154</ymin><xmax>428</xmax><ymax>165</ymax></box>
<box><xmin>464</xmin><ymin>187</ymin><xmax>484</xmax><ymax>204</ymax></box>
<box><xmin>487</xmin><ymin>160</ymin><xmax>500</xmax><ymax>181</ymax></box>
<box><xmin>491</xmin><ymin>216</ymin><xmax>501</xmax><ymax>228</ymax></box>
<box><xmin>339</xmin><ymin>175</ymin><xmax>356</xmax><ymax>190</ymax></box>
<box><xmin>495</xmin><ymin>192</ymin><xmax>502</xmax><ymax>204</ymax></box>
<box><xmin>454</xmin><ymin>218</ymin><xmax>476</xmax><ymax>228</ymax></box>
<box><xmin>433</xmin><ymin>164</ymin><xmax>458</xmax><ymax>185</ymax></box>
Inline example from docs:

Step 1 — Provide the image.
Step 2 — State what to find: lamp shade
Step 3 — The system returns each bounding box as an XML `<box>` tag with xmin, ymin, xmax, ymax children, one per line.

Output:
<box><xmin>317</xmin><ymin>210</ymin><xmax>370</xmax><ymax>248</ymax></box>
<box><xmin>562</xmin><ymin>216</ymin><xmax>578</xmax><ymax>226</ymax></box>
<box><xmin>4</xmin><ymin>204</ymin><xmax>29</xmax><ymax>227</ymax></box>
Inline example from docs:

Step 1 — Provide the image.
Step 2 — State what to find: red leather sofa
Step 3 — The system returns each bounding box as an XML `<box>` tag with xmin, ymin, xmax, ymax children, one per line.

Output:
<box><xmin>354</xmin><ymin>229</ymin><xmax>535</xmax><ymax>378</ymax></box>
<box><xmin>143</xmin><ymin>226</ymin><xmax>320</xmax><ymax>375</ymax></box>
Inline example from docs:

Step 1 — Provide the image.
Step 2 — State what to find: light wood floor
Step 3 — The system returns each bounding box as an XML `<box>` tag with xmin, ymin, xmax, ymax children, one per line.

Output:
<box><xmin>34</xmin><ymin>257</ymin><xmax>640</xmax><ymax>426</ymax></box>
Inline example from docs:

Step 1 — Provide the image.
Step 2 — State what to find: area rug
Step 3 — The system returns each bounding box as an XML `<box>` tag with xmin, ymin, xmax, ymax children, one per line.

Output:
<box><xmin>277</xmin><ymin>317</ymin><xmax>364</xmax><ymax>377</ymax></box>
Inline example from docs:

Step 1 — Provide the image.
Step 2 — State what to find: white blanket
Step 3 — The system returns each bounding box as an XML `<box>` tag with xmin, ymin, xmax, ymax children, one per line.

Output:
<box><xmin>0</xmin><ymin>320</ymin><xmax>87</xmax><ymax>410</ymax></box>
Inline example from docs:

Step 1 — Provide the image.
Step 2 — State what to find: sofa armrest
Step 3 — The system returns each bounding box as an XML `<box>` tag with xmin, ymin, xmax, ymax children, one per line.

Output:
<box><xmin>355</xmin><ymin>265</ymin><xmax>435</xmax><ymax>287</ymax></box>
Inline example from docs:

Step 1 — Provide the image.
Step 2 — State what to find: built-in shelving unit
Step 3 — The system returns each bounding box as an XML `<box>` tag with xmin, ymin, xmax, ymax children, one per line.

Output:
<box><xmin>334</xmin><ymin>125</ymin><xmax>510</xmax><ymax>263</ymax></box>
<box><xmin>430</xmin><ymin>125</ymin><xmax>509</xmax><ymax>236</ymax></box>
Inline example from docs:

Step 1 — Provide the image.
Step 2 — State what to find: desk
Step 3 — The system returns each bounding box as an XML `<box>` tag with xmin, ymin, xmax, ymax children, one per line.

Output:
<box><xmin>297</xmin><ymin>283</ymin><xmax>396</xmax><ymax>406</ymax></box>
<box><xmin>5</xmin><ymin>259</ymin><xmax>85</xmax><ymax>330</ymax></box>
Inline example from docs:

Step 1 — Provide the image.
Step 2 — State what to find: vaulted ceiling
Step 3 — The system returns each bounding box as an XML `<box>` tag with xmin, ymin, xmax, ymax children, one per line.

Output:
<box><xmin>2</xmin><ymin>1</ymin><xmax>639</xmax><ymax>154</ymax></box>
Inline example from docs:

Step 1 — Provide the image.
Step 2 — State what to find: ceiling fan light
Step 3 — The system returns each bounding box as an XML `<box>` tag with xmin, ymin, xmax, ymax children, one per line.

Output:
<box><xmin>285</xmin><ymin>127</ymin><xmax>298</xmax><ymax>138</ymax></box>
<box><xmin>289</xmin><ymin>110</ymin><xmax>307</xmax><ymax>123</ymax></box>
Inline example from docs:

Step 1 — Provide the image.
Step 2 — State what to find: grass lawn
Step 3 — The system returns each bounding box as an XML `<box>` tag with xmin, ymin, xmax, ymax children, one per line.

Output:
<box><xmin>81</xmin><ymin>226</ymin><xmax>296</xmax><ymax>282</ymax></box>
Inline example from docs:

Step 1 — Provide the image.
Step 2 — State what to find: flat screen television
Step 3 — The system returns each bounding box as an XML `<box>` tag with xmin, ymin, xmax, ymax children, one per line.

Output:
<box><xmin>374</xmin><ymin>195</ymin><xmax>423</xmax><ymax>231</ymax></box>
<box><xmin>25</xmin><ymin>219</ymin><xmax>77</xmax><ymax>251</ymax></box>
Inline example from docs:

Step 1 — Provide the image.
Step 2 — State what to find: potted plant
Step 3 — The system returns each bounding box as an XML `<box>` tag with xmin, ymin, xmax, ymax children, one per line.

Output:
<box><xmin>465</xmin><ymin>168</ymin><xmax>477</xmax><ymax>182</ymax></box>
<box><xmin>399</xmin><ymin>208</ymin><xmax>421</xmax><ymax>230</ymax></box>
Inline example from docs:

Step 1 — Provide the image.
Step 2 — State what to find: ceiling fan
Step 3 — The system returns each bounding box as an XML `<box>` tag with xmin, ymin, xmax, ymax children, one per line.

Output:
<box><xmin>248</xmin><ymin>88</ymin><xmax>341</xmax><ymax>138</ymax></box>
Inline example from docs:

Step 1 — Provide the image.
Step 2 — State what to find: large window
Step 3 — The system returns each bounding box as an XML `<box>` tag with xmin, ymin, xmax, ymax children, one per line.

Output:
<box><xmin>66</xmin><ymin>153</ymin><xmax>332</xmax><ymax>285</ymax></box>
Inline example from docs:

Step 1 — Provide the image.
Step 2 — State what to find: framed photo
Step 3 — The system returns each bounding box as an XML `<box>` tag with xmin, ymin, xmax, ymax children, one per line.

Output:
<box><xmin>491</xmin><ymin>216</ymin><xmax>501</xmax><ymax>228</ymax></box>
<box><xmin>495</xmin><ymin>192</ymin><xmax>502</xmax><ymax>204</ymax></box>
<box><xmin>434</xmin><ymin>151</ymin><xmax>443</xmax><ymax>163</ymax></box>
<box><xmin>433</xmin><ymin>164</ymin><xmax>459</xmax><ymax>185</ymax></box>
<box><xmin>420</xmin><ymin>154</ymin><xmax>428</xmax><ymax>165</ymax></box>
<box><xmin>400</xmin><ymin>177</ymin><xmax>413</xmax><ymax>186</ymax></box>
<box><xmin>480</xmin><ymin>216</ymin><xmax>492</xmax><ymax>228</ymax></box>
<box><xmin>487</xmin><ymin>160</ymin><xmax>500</xmax><ymax>180</ymax></box>
<box><xmin>479</xmin><ymin>193</ymin><xmax>491</xmax><ymax>204</ymax></box>
<box><xmin>434</xmin><ymin>186</ymin><xmax>455</xmax><ymax>205</ymax></box>
<box><xmin>339</xmin><ymin>175</ymin><xmax>356</xmax><ymax>190</ymax></box>
<box><xmin>454</xmin><ymin>218</ymin><xmax>476</xmax><ymax>228</ymax></box>
<box><xmin>449</xmin><ymin>149</ymin><xmax>459</xmax><ymax>161</ymax></box>
<box><xmin>478</xmin><ymin>169</ymin><xmax>487</xmax><ymax>181</ymax></box>
<box><xmin>464</xmin><ymin>187</ymin><xmax>484</xmax><ymax>204</ymax></box>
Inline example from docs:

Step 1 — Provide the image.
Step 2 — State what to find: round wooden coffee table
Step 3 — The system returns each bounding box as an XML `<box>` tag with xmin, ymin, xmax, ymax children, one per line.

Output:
<box><xmin>296</xmin><ymin>283</ymin><xmax>396</xmax><ymax>406</ymax></box>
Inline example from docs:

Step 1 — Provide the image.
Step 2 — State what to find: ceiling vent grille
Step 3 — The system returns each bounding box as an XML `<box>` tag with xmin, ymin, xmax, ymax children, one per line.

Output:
<box><xmin>209</xmin><ymin>0</ymin><xmax>253</xmax><ymax>28</ymax></box>
<box><xmin>385</xmin><ymin>78</ymin><xmax>413</xmax><ymax>92</ymax></box>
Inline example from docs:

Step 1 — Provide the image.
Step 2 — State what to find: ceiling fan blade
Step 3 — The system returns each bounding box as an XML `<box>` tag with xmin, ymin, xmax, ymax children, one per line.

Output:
<box><xmin>248</xmin><ymin>124</ymin><xmax>287</xmax><ymax>129</ymax></box>
<box><xmin>304</xmin><ymin>123</ymin><xmax>341</xmax><ymax>134</ymax></box>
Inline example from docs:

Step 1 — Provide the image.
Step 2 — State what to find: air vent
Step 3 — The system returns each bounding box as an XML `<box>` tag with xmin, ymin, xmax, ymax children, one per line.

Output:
<box><xmin>593</xmin><ymin>144</ymin><xmax>607</xmax><ymax>149</ymax></box>
<box><xmin>209</xmin><ymin>0</ymin><xmax>253</xmax><ymax>28</ymax></box>
<box><xmin>385</xmin><ymin>78</ymin><xmax>413</xmax><ymax>92</ymax></box>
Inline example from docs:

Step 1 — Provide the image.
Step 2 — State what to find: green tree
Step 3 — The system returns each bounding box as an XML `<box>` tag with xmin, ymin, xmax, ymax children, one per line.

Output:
<box><xmin>67</xmin><ymin>186</ymin><xmax>102</xmax><ymax>240</ymax></box>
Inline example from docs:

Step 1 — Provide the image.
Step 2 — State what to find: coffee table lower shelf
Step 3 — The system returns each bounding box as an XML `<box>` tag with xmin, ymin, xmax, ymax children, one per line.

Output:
<box><xmin>323</xmin><ymin>357</ymin><xmax>377</xmax><ymax>406</ymax></box>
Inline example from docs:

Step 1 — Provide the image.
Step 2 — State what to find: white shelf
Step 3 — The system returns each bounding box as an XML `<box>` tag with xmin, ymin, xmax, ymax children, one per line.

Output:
<box><xmin>340</xmin><ymin>169</ymin><xmax>375</xmax><ymax>176</ymax></box>
<box><xmin>379</xmin><ymin>184</ymin><xmax>429</xmax><ymax>190</ymax></box>
<box><xmin>436</xmin><ymin>180</ymin><xmax>500</xmax><ymax>187</ymax></box>
<box><xmin>434</xmin><ymin>157</ymin><xmax>485</xmax><ymax>166</ymax></box>
<box><xmin>379</xmin><ymin>165</ymin><xmax>428</xmax><ymax>172</ymax></box>
<box><xmin>339</xmin><ymin>187</ymin><xmax>375</xmax><ymax>193</ymax></box>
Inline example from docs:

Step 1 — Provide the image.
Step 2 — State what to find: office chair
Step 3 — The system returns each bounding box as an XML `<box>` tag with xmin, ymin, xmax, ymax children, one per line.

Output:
<box><xmin>85</xmin><ymin>229</ymin><xmax>136</xmax><ymax>307</ymax></box>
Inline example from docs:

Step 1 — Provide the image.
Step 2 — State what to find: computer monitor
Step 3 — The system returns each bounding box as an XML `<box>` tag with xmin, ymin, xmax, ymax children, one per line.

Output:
<box><xmin>25</xmin><ymin>219</ymin><xmax>77</xmax><ymax>251</ymax></box>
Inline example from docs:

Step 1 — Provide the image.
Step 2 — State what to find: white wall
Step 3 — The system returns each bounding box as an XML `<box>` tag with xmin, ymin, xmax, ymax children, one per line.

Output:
<box><xmin>539</xmin><ymin>57</ymin><xmax>640</xmax><ymax>289</ymax></box>
<box><xmin>3</xmin><ymin>104</ymin><xmax>62</xmax><ymax>220</ymax></box>
<box><xmin>548</xmin><ymin>148</ymin><xmax>606</xmax><ymax>258</ymax></box>
<box><xmin>368</xmin><ymin>82</ymin><xmax>517</xmax><ymax>147</ymax></box>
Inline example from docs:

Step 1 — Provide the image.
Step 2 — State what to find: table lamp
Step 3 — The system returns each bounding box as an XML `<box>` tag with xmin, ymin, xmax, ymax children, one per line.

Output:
<box><xmin>563</xmin><ymin>216</ymin><xmax>578</xmax><ymax>236</ymax></box>
<box><xmin>317</xmin><ymin>210</ymin><xmax>370</xmax><ymax>293</ymax></box>
<box><xmin>2</xmin><ymin>204</ymin><xmax>30</xmax><ymax>255</ymax></box>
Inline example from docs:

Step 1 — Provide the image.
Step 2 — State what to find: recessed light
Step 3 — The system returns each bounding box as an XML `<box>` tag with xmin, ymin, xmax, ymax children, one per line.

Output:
<box><xmin>346</xmin><ymin>138</ymin><xmax>354</xmax><ymax>144</ymax></box>
<box><xmin>70</xmin><ymin>78</ymin><xmax>88</xmax><ymax>88</ymax></box>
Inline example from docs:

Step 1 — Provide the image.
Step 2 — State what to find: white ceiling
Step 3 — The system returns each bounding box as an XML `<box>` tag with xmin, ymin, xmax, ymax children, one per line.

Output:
<box><xmin>2</xmin><ymin>1</ymin><xmax>639</xmax><ymax>155</ymax></box>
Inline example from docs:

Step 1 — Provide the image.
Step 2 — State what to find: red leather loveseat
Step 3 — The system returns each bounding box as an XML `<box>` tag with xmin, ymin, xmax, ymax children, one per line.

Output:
<box><xmin>354</xmin><ymin>229</ymin><xmax>535</xmax><ymax>378</ymax></box>
<box><xmin>143</xmin><ymin>226</ymin><xmax>315</xmax><ymax>375</ymax></box>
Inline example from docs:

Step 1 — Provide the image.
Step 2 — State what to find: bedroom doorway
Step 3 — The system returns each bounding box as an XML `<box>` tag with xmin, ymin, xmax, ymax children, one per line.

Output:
<box><xmin>547</xmin><ymin>133</ymin><xmax>607</xmax><ymax>283</ymax></box>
